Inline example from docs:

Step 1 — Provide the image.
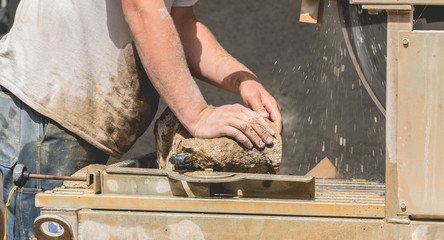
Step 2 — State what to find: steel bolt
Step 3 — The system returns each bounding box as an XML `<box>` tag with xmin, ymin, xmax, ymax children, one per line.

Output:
<box><xmin>402</xmin><ymin>38</ymin><xmax>409</xmax><ymax>46</ymax></box>
<box><xmin>400</xmin><ymin>202</ymin><xmax>407</xmax><ymax>211</ymax></box>
<box><xmin>13</xmin><ymin>163</ymin><xmax>86</xmax><ymax>188</ymax></box>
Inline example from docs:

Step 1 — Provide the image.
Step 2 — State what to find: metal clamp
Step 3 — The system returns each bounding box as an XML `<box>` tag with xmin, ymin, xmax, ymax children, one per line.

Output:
<box><xmin>167</xmin><ymin>171</ymin><xmax>245</xmax><ymax>183</ymax></box>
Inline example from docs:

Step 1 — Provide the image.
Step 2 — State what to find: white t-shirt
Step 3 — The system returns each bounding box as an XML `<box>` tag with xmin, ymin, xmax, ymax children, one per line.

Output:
<box><xmin>0</xmin><ymin>0</ymin><xmax>198</xmax><ymax>158</ymax></box>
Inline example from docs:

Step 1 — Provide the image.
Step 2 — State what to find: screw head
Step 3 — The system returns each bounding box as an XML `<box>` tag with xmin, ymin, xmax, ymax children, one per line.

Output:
<box><xmin>400</xmin><ymin>202</ymin><xmax>407</xmax><ymax>211</ymax></box>
<box><xmin>402</xmin><ymin>38</ymin><xmax>409</xmax><ymax>46</ymax></box>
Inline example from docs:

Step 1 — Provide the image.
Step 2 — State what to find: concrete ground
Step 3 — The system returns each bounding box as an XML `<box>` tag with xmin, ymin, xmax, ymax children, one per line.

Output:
<box><xmin>113</xmin><ymin>0</ymin><xmax>385</xmax><ymax>181</ymax></box>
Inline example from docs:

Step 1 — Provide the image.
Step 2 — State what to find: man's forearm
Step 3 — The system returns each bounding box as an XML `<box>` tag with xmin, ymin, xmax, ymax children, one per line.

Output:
<box><xmin>122</xmin><ymin>1</ymin><xmax>278</xmax><ymax>146</ymax></box>
<box><xmin>172</xmin><ymin>7</ymin><xmax>258</xmax><ymax>95</ymax></box>
<box><xmin>122</xmin><ymin>0</ymin><xmax>206</xmax><ymax>131</ymax></box>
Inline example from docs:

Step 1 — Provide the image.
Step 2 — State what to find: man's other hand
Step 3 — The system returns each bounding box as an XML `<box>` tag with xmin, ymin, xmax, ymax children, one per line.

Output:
<box><xmin>171</xmin><ymin>6</ymin><xmax>282</xmax><ymax>135</ymax></box>
<box><xmin>191</xmin><ymin>104</ymin><xmax>276</xmax><ymax>149</ymax></box>
<box><xmin>239</xmin><ymin>80</ymin><xmax>282</xmax><ymax>133</ymax></box>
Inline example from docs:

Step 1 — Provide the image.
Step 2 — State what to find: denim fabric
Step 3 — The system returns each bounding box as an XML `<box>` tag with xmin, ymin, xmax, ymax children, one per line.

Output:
<box><xmin>0</xmin><ymin>86</ymin><xmax>108</xmax><ymax>239</ymax></box>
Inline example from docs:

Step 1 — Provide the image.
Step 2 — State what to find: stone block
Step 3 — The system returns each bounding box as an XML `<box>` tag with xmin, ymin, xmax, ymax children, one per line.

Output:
<box><xmin>155</xmin><ymin>108</ymin><xmax>282</xmax><ymax>174</ymax></box>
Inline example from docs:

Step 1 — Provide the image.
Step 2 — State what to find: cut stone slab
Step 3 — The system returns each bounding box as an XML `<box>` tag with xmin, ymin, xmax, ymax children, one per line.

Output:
<box><xmin>155</xmin><ymin>108</ymin><xmax>282</xmax><ymax>174</ymax></box>
<box><xmin>305</xmin><ymin>157</ymin><xmax>342</xmax><ymax>178</ymax></box>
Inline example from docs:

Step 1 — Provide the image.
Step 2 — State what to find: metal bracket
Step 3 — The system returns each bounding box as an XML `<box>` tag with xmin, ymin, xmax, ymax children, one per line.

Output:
<box><xmin>386</xmin><ymin>217</ymin><xmax>411</xmax><ymax>225</ymax></box>
<box><xmin>101</xmin><ymin>167</ymin><xmax>315</xmax><ymax>199</ymax></box>
<box><xmin>300</xmin><ymin>0</ymin><xmax>325</xmax><ymax>24</ymax></box>
<box><xmin>87</xmin><ymin>170</ymin><xmax>101</xmax><ymax>194</ymax></box>
<box><xmin>362</xmin><ymin>4</ymin><xmax>413</xmax><ymax>14</ymax></box>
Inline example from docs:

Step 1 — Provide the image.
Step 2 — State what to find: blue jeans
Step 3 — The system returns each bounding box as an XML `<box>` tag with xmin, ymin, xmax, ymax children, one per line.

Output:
<box><xmin>0</xmin><ymin>86</ymin><xmax>108</xmax><ymax>239</ymax></box>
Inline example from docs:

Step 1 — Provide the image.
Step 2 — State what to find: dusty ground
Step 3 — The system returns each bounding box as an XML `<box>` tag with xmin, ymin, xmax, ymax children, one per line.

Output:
<box><xmin>112</xmin><ymin>1</ymin><xmax>385</xmax><ymax>181</ymax></box>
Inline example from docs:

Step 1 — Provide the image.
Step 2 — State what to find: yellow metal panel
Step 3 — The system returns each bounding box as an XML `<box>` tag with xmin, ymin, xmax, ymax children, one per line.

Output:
<box><xmin>77</xmin><ymin>211</ymin><xmax>386</xmax><ymax>240</ymax></box>
<box><xmin>40</xmin><ymin>209</ymin><xmax>444</xmax><ymax>239</ymax></box>
<box><xmin>398</xmin><ymin>31</ymin><xmax>444</xmax><ymax>218</ymax></box>
<box><xmin>36</xmin><ymin>192</ymin><xmax>384</xmax><ymax>218</ymax></box>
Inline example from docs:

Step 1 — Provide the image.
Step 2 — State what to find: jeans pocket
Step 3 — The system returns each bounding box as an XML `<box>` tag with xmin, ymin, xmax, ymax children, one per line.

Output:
<box><xmin>0</xmin><ymin>90</ymin><xmax>20</xmax><ymax>168</ymax></box>
<box><xmin>15</xmin><ymin>188</ymin><xmax>39</xmax><ymax>239</ymax></box>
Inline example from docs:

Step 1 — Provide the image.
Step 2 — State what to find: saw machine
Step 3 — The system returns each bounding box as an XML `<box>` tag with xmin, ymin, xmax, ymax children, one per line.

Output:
<box><xmin>12</xmin><ymin>0</ymin><xmax>444</xmax><ymax>239</ymax></box>
<box><xmin>31</xmin><ymin>162</ymin><xmax>386</xmax><ymax>239</ymax></box>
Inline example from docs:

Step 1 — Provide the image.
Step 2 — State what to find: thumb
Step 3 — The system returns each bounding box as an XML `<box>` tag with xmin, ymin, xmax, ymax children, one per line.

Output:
<box><xmin>249</xmin><ymin>100</ymin><xmax>269</xmax><ymax>118</ymax></box>
<box><xmin>242</xmin><ymin>91</ymin><xmax>269</xmax><ymax>118</ymax></box>
<box><xmin>254</xmin><ymin>105</ymin><xmax>270</xmax><ymax>118</ymax></box>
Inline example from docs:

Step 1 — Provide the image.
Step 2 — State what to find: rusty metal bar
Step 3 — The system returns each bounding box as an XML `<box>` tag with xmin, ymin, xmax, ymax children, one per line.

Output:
<box><xmin>28</xmin><ymin>173</ymin><xmax>86</xmax><ymax>182</ymax></box>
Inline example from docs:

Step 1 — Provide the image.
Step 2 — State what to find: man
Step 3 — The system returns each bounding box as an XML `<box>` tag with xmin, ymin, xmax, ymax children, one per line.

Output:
<box><xmin>0</xmin><ymin>0</ymin><xmax>281</xmax><ymax>238</ymax></box>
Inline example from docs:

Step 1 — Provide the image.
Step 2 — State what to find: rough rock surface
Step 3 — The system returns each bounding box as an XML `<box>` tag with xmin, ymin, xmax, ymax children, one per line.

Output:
<box><xmin>155</xmin><ymin>108</ymin><xmax>282</xmax><ymax>174</ymax></box>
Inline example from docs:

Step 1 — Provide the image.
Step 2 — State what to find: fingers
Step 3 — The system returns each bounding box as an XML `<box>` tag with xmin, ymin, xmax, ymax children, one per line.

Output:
<box><xmin>224</xmin><ymin>126</ymin><xmax>253</xmax><ymax>149</ymax></box>
<box><xmin>236</xmin><ymin>121</ymin><xmax>265</xmax><ymax>148</ymax></box>
<box><xmin>192</xmin><ymin>104</ymin><xmax>276</xmax><ymax>149</ymax></box>
<box><xmin>240</xmin><ymin>83</ymin><xmax>282</xmax><ymax>133</ymax></box>
<box><xmin>263</xmin><ymin>97</ymin><xmax>282</xmax><ymax>133</ymax></box>
<box><xmin>247</xmin><ymin>93</ymin><xmax>270</xmax><ymax>119</ymax></box>
<box><xmin>231</xmin><ymin>105</ymin><xmax>274</xmax><ymax>148</ymax></box>
<box><xmin>243</xmin><ymin>112</ymin><xmax>275</xmax><ymax>143</ymax></box>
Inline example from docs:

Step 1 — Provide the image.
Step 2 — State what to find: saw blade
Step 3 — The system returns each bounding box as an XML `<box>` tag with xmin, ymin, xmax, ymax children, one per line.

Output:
<box><xmin>337</xmin><ymin>2</ymin><xmax>387</xmax><ymax>116</ymax></box>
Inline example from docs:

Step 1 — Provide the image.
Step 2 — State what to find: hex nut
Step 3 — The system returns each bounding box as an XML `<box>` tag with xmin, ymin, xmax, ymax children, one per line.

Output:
<box><xmin>402</xmin><ymin>38</ymin><xmax>409</xmax><ymax>46</ymax></box>
<box><xmin>400</xmin><ymin>202</ymin><xmax>407</xmax><ymax>211</ymax></box>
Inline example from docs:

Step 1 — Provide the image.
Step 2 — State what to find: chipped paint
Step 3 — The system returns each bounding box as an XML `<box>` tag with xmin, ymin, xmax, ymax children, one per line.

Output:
<box><xmin>79</xmin><ymin>220</ymin><xmax>154</xmax><ymax>240</ymax></box>
<box><xmin>412</xmin><ymin>225</ymin><xmax>429</xmax><ymax>240</ymax></box>
<box><xmin>156</xmin><ymin>178</ymin><xmax>170</xmax><ymax>194</ymax></box>
<box><xmin>167</xmin><ymin>220</ymin><xmax>205</xmax><ymax>240</ymax></box>
<box><xmin>106</xmin><ymin>179</ymin><xmax>119</xmax><ymax>193</ymax></box>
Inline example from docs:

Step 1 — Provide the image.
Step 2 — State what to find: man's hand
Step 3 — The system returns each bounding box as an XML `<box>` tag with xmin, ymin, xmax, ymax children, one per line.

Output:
<box><xmin>191</xmin><ymin>105</ymin><xmax>275</xmax><ymax>149</ymax></box>
<box><xmin>239</xmin><ymin>80</ymin><xmax>282</xmax><ymax>133</ymax></box>
<box><xmin>172</xmin><ymin>7</ymin><xmax>282</xmax><ymax>134</ymax></box>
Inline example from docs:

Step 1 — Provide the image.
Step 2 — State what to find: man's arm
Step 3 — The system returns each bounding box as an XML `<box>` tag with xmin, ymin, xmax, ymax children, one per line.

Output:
<box><xmin>122</xmin><ymin>0</ymin><xmax>275</xmax><ymax>149</ymax></box>
<box><xmin>171</xmin><ymin>6</ymin><xmax>282</xmax><ymax>132</ymax></box>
